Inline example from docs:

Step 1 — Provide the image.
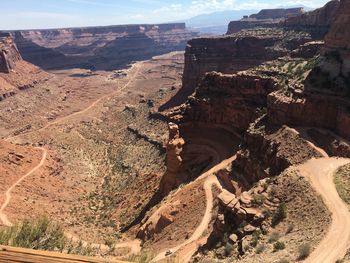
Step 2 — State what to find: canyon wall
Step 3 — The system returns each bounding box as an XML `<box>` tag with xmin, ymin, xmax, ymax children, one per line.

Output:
<box><xmin>0</xmin><ymin>35</ymin><xmax>50</xmax><ymax>102</ymax></box>
<box><xmin>283</xmin><ymin>0</ymin><xmax>340</xmax><ymax>39</ymax></box>
<box><xmin>7</xmin><ymin>23</ymin><xmax>198</xmax><ymax>70</ymax></box>
<box><xmin>324</xmin><ymin>0</ymin><xmax>350</xmax><ymax>77</ymax></box>
<box><xmin>227</xmin><ymin>8</ymin><xmax>304</xmax><ymax>34</ymax></box>
<box><xmin>0</xmin><ymin>35</ymin><xmax>22</xmax><ymax>73</ymax></box>
<box><xmin>178</xmin><ymin>29</ymin><xmax>310</xmax><ymax>101</ymax></box>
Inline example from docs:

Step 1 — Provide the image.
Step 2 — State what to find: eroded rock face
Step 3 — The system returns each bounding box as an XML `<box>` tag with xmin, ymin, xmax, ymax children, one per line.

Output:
<box><xmin>181</xmin><ymin>29</ymin><xmax>309</xmax><ymax>99</ymax></box>
<box><xmin>324</xmin><ymin>0</ymin><xmax>350</xmax><ymax>77</ymax></box>
<box><xmin>159</xmin><ymin>123</ymin><xmax>185</xmax><ymax>194</ymax></box>
<box><xmin>250</xmin><ymin>8</ymin><xmax>304</xmax><ymax>20</ymax></box>
<box><xmin>283</xmin><ymin>0</ymin><xmax>340</xmax><ymax>39</ymax></box>
<box><xmin>267</xmin><ymin>90</ymin><xmax>350</xmax><ymax>140</ymax></box>
<box><xmin>0</xmin><ymin>36</ymin><xmax>22</xmax><ymax>73</ymax></box>
<box><xmin>8</xmin><ymin>23</ymin><xmax>198</xmax><ymax>70</ymax></box>
<box><xmin>227</xmin><ymin>8</ymin><xmax>304</xmax><ymax>34</ymax></box>
<box><xmin>179</xmin><ymin>72</ymin><xmax>277</xmax><ymax>132</ymax></box>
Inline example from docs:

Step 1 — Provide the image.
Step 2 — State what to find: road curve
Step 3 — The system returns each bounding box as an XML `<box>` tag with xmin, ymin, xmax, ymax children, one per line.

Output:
<box><xmin>151</xmin><ymin>155</ymin><xmax>236</xmax><ymax>262</ymax></box>
<box><xmin>0</xmin><ymin>147</ymin><xmax>47</xmax><ymax>226</ymax></box>
<box><xmin>298</xmin><ymin>157</ymin><xmax>350</xmax><ymax>263</ymax></box>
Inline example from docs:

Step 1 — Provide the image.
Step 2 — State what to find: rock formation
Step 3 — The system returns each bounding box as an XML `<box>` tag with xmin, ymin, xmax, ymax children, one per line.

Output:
<box><xmin>324</xmin><ymin>0</ymin><xmax>350</xmax><ymax>78</ymax></box>
<box><xmin>0</xmin><ymin>35</ymin><xmax>50</xmax><ymax>102</ymax></box>
<box><xmin>227</xmin><ymin>8</ymin><xmax>304</xmax><ymax>34</ymax></box>
<box><xmin>283</xmin><ymin>0</ymin><xmax>340</xmax><ymax>39</ymax></box>
<box><xmin>7</xmin><ymin>23</ymin><xmax>198</xmax><ymax>70</ymax></box>
<box><xmin>177</xmin><ymin>72</ymin><xmax>277</xmax><ymax>132</ymax></box>
<box><xmin>179</xmin><ymin>29</ymin><xmax>310</xmax><ymax>100</ymax></box>
<box><xmin>0</xmin><ymin>35</ymin><xmax>22</xmax><ymax>73</ymax></box>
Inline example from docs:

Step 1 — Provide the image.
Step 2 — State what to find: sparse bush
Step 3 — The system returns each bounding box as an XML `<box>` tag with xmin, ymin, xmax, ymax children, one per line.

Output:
<box><xmin>298</xmin><ymin>243</ymin><xmax>311</xmax><ymax>260</ymax></box>
<box><xmin>268</xmin><ymin>232</ymin><xmax>280</xmax><ymax>243</ymax></box>
<box><xmin>0</xmin><ymin>216</ymin><xmax>66</xmax><ymax>251</ymax></box>
<box><xmin>225</xmin><ymin>242</ymin><xmax>234</xmax><ymax>256</ymax></box>
<box><xmin>273</xmin><ymin>241</ymin><xmax>286</xmax><ymax>251</ymax></box>
<box><xmin>0</xmin><ymin>216</ymin><xmax>97</xmax><ymax>256</ymax></box>
<box><xmin>277</xmin><ymin>259</ymin><xmax>289</xmax><ymax>263</ymax></box>
<box><xmin>253</xmin><ymin>194</ymin><xmax>267</xmax><ymax>206</ymax></box>
<box><xmin>286</xmin><ymin>223</ymin><xmax>294</xmax><ymax>234</ymax></box>
<box><xmin>272</xmin><ymin>202</ymin><xmax>287</xmax><ymax>225</ymax></box>
<box><xmin>256</xmin><ymin>244</ymin><xmax>266</xmax><ymax>254</ymax></box>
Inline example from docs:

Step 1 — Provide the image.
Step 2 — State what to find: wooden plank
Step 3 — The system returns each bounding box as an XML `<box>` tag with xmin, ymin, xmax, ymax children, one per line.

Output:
<box><xmin>0</xmin><ymin>246</ymin><xmax>130</xmax><ymax>263</ymax></box>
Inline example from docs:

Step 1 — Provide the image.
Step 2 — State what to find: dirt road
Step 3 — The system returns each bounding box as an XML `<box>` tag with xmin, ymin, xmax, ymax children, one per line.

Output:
<box><xmin>6</xmin><ymin>62</ymin><xmax>142</xmax><ymax>143</ymax></box>
<box><xmin>0</xmin><ymin>147</ymin><xmax>47</xmax><ymax>226</ymax></box>
<box><xmin>298</xmin><ymin>157</ymin><xmax>350</xmax><ymax>263</ymax></box>
<box><xmin>151</xmin><ymin>155</ymin><xmax>236</xmax><ymax>262</ymax></box>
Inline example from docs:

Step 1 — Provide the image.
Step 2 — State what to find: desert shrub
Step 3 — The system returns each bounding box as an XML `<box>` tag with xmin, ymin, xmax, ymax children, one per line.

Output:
<box><xmin>253</xmin><ymin>194</ymin><xmax>267</xmax><ymax>206</ymax></box>
<box><xmin>0</xmin><ymin>216</ymin><xmax>66</xmax><ymax>251</ymax></box>
<box><xmin>273</xmin><ymin>241</ymin><xmax>286</xmax><ymax>251</ymax></box>
<box><xmin>298</xmin><ymin>243</ymin><xmax>311</xmax><ymax>260</ymax></box>
<box><xmin>251</xmin><ymin>229</ymin><xmax>262</xmax><ymax>247</ymax></box>
<box><xmin>268</xmin><ymin>232</ymin><xmax>280</xmax><ymax>243</ymax></box>
<box><xmin>272</xmin><ymin>202</ymin><xmax>287</xmax><ymax>225</ymax></box>
<box><xmin>286</xmin><ymin>223</ymin><xmax>295</xmax><ymax>234</ymax></box>
<box><xmin>256</xmin><ymin>244</ymin><xmax>266</xmax><ymax>254</ymax></box>
<box><xmin>0</xmin><ymin>216</ymin><xmax>98</xmax><ymax>256</ymax></box>
<box><xmin>277</xmin><ymin>259</ymin><xmax>289</xmax><ymax>263</ymax></box>
<box><xmin>225</xmin><ymin>242</ymin><xmax>234</xmax><ymax>256</ymax></box>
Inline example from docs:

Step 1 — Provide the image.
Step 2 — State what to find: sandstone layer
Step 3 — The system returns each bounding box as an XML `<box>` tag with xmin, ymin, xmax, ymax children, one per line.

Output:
<box><xmin>0</xmin><ymin>35</ymin><xmax>22</xmax><ymax>73</ymax></box>
<box><xmin>173</xmin><ymin>29</ymin><xmax>310</xmax><ymax>105</ymax></box>
<box><xmin>6</xmin><ymin>23</ymin><xmax>198</xmax><ymax>70</ymax></box>
<box><xmin>283</xmin><ymin>0</ymin><xmax>340</xmax><ymax>39</ymax></box>
<box><xmin>227</xmin><ymin>8</ymin><xmax>304</xmax><ymax>34</ymax></box>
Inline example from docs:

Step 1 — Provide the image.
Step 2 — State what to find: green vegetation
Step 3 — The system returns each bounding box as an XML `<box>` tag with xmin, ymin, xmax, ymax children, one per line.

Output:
<box><xmin>298</xmin><ymin>243</ymin><xmax>311</xmax><ymax>260</ymax></box>
<box><xmin>334</xmin><ymin>164</ymin><xmax>350</xmax><ymax>205</ymax></box>
<box><xmin>256</xmin><ymin>243</ymin><xmax>266</xmax><ymax>254</ymax></box>
<box><xmin>0</xmin><ymin>216</ymin><xmax>99</xmax><ymax>256</ymax></box>
<box><xmin>277</xmin><ymin>259</ymin><xmax>289</xmax><ymax>263</ymax></box>
<box><xmin>0</xmin><ymin>216</ymin><xmax>66</xmax><ymax>251</ymax></box>
<box><xmin>252</xmin><ymin>194</ymin><xmax>267</xmax><ymax>206</ymax></box>
<box><xmin>273</xmin><ymin>241</ymin><xmax>286</xmax><ymax>251</ymax></box>
<box><xmin>272</xmin><ymin>202</ymin><xmax>287</xmax><ymax>225</ymax></box>
<box><xmin>268</xmin><ymin>232</ymin><xmax>280</xmax><ymax>243</ymax></box>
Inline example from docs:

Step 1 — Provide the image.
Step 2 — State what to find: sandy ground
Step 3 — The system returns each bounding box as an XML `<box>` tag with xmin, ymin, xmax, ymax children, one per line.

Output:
<box><xmin>298</xmin><ymin>157</ymin><xmax>350</xmax><ymax>263</ymax></box>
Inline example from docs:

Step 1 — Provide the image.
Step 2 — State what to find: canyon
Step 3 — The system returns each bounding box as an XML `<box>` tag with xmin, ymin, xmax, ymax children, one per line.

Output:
<box><xmin>0</xmin><ymin>1</ymin><xmax>350</xmax><ymax>263</ymax></box>
<box><xmin>3</xmin><ymin>23</ymin><xmax>198</xmax><ymax>71</ymax></box>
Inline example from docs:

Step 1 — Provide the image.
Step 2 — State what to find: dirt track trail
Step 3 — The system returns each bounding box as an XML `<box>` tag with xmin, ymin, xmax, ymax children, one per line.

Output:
<box><xmin>6</xmin><ymin>62</ymin><xmax>142</xmax><ymax>143</ymax></box>
<box><xmin>65</xmin><ymin>232</ymin><xmax>141</xmax><ymax>257</ymax></box>
<box><xmin>152</xmin><ymin>155</ymin><xmax>236</xmax><ymax>263</ymax></box>
<box><xmin>298</xmin><ymin>157</ymin><xmax>350</xmax><ymax>263</ymax></box>
<box><xmin>0</xmin><ymin>147</ymin><xmax>47</xmax><ymax>227</ymax></box>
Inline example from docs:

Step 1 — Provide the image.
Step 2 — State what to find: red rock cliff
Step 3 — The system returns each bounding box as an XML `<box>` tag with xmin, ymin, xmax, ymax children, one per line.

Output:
<box><xmin>0</xmin><ymin>36</ymin><xmax>22</xmax><ymax>73</ymax></box>
<box><xmin>283</xmin><ymin>0</ymin><xmax>340</xmax><ymax>39</ymax></box>
<box><xmin>324</xmin><ymin>0</ymin><xmax>350</xmax><ymax>77</ymax></box>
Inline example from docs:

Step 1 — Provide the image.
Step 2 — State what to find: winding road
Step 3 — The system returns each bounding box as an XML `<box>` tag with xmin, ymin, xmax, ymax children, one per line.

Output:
<box><xmin>1</xmin><ymin>62</ymin><xmax>143</xmax><ymax>256</ymax></box>
<box><xmin>0</xmin><ymin>147</ymin><xmax>47</xmax><ymax>227</ymax></box>
<box><xmin>151</xmin><ymin>155</ymin><xmax>236</xmax><ymax>262</ymax></box>
<box><xmin>298</xmin><ymin>157</ymin><xmax>350</xmax><ymax>263</ymax></box>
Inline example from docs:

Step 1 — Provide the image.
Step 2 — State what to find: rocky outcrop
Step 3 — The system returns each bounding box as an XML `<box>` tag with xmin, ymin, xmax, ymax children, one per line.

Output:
<box><xmin>324</xmin><ymin>0</ymin><xmax>350</xmax><ymax>78</ymax></box>
<box><xmin>267</xmin><ymin>90</ymin><xmax>350</xmax><ymax>141</ymax></box>
<box><xmin>0</xmin><ymin>35</ymin><xmax>50</xmax><ymax>102</ymax></box>
<box><xmin>8</xmin><ymin>23</ymin><xmax>198</xmax><ymax>70</ymax></box>
<box><xmin>0</xmin><ymin>36</ymin><xmax>22</xmax><ymax>73</ymax></box>
<box><xmin>250</xmin><ymin>8</ymin><xmax>304</xmax><ymax>20</ymax></box>
<box><xmin>180</xmin><ymin>29</ymin><xmax>310</xmax><ymax>100</ymax></box>
<box><xmin>227</xmin><ymin>8</ymin><xmax>304</xmax><ymax>34</ymax></box>
<box><xmin>283</xmin><ymin>0</ymin><xmax>340</xmax><ymax>39</ymax></box>
<box><xmin>291</xmin><ymin>41</ymin><xmax>324</xmax><ymax>59</ymax></box>
<box><xmin>177</xmin><ymin>72</ymin><xmax>277</xmax><ymax>132</ymax></box>
<box><xmin>159</xmin><ymin>123</ymin><xmax>185</xmax><ymax>194</ymax></box>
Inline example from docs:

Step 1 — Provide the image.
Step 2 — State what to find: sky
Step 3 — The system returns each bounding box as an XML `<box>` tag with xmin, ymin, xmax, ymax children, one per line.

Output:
<box><xmin>0</xmin><ymin>0</ymin><xmax>330</xmax><ymax>30</ymax></box>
